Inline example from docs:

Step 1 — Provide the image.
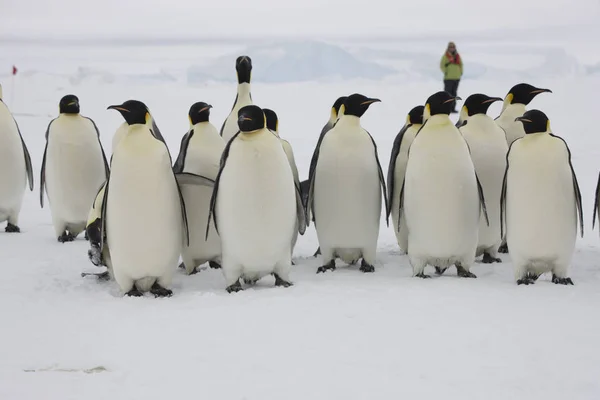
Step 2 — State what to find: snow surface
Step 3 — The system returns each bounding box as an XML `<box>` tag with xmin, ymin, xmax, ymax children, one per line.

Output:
<box><xmin>2</xmin><ymin>29</ymin><xmax>600</xmax><ymax>399</ymax></box>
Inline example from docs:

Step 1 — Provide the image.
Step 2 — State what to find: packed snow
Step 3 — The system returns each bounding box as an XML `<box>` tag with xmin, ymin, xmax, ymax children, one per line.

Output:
<box><xmin>1</xmin><ymin>25</ymin><xmax>600</xmax><ymax>400</ymax></box>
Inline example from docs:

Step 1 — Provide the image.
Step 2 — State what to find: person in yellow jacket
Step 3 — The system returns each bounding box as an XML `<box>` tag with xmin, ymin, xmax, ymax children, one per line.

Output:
<box><xmin>440</xmin><ymin>41</ymin><xmax>463</xmax><ymax>113</ymax></box>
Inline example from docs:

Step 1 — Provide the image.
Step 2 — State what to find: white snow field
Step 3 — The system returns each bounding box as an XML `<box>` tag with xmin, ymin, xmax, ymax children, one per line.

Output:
<box><xmin>2</xmin><ymin>23</ymin><xmax>600</xmax><ymax>400</ymax></box>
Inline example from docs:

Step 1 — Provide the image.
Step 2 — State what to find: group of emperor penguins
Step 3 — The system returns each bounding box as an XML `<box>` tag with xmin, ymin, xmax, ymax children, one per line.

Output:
<box><xmin>0</xmin><ymin>55</ymin><xmax>593</xmax><ymax>297</ymax></box>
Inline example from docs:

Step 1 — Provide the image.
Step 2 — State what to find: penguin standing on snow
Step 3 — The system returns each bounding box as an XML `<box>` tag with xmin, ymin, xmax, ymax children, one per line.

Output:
<box><xmin>40</xmin><ymin>95</ymin><xmax>110</xmax><ymax>242</ymax></box>
<box><xmin>102</xmin><ymin>100</ymin><xmax>191</xmax><ymax>297</ymax></box>
<box><xmin>401</xmin><ymin>91</ymin><xmax>488</xmax><ymax>278</ymax></box>
<box><xmin>220</xmin><ymin>56</ymin><xmax>253</xmax><ymax>143</ymax></box>
<box><xmin>173</xmin><ymin>102</ymin><xmax>225</xmax><ymax>275</ymax></box>
<box><xmin>0</xmin><ymin>83</ymin><xmax>34</xmax><ymax>233</ymax></box>
<box><xmin>263</xmin><ymin>108</ymin><xmax>303</xmax><ymax>259</ymax></box>
<box><xmin>501</xmin><ymin>110</ymin><xmax>582</xmax><ymax>285</ymax></box>
<box><xmin>386</xmin><ymin>105</ymin><xmax>424</xmax><ymax>254</ymax></box>
<box><xmin>307</xmin><ymin>93</ymin><xmax>388</xmax><ymax>274</ymax></box>
<box><xmin>459</xmin><ymin>94</ymin><xmax>507</xmax><ymax>263</ymax></box>
<box><xmin>207</xmin><ymin>105</ymin><xmax>306</xmax><ymax>293</ymax></box>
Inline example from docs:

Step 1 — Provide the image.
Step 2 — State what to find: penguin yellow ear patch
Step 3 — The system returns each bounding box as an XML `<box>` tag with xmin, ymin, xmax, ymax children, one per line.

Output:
<box><xmin>505</xmin><ymin>93</ymin><xmax>513</xmax><ymax>105</ymax></box>
<box><xmin>188</xmin><ymin>115</ymin><xmax>192</xmax><ymax>125</ymax></box>
<box><xmin>145</xmin><ymin>112</ymin><xmax>150</xmax><ymax>124</ymax></box>
<box><xmin>339</xmin><ymin>104</ymin><xmax>346</xmax><ymax>116</ymax></box>
<box><xmin>546</xmin><ymin>120</ymin><xmax>551</xmax><ymax>132</ymax></box>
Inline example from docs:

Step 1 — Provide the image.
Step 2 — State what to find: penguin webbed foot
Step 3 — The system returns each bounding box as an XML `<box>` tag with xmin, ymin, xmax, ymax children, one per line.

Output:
<box><xmin>313</xmin><ymin>247</ymin><xmax>321</xmax><ymax>257</ymax></box>
<box><xmin>226</xmin><ymin>280</ymin><xmax>244</xmax><ymax>293</ymax></box>
<box><xmin>482</xmin><ymin>253</ymin><xmax>502</xmax><ymax>264</ymax></box>
<box><xmin>81</xmin><ymin>270</ymin><xmax>110</xmax><ymax>281</ymax></box>
<box><xmin>242</xmin><ymin>277</ymin><xmax>258</xmax><ymax>285</ymax></box>
<box><xmin>517</xmin><ymin>277</ymin><xmax>536</xmax><ymax>285</ymax></box>
<box><xmin>58</xmin><ymin>231</ymin><xmax>75</xmax><ymax>243</ymax></box>
<box><xmin>274</xmin><ymin>274</ymin><xmax>293</xmax><ymax>288</ymax></box>
<box><xmin>552</xmin><ymin>274</ymin><xmax>574</xmax><ymax>285</ymax></box>
<box><xmin>209</xmin><ymin>261</ymin><xmax>222</xmax><ymax>269</ymax></box>
<box><xmin>125</xmin><ymin>287</ymin><xmax>144</xmax><ymax>297</ymax></box>
<box><xmin>359</xmin><ymin>259</ymin><xmax>375</xmax><ymax>273</ymax></box>
<box><xmin>498</xmin><ymin>243</ymin><xmax>509</xmax><ymax>254</ymax></box>
<box><xmin>317</xmin><ymin>260</ymin><xmax>336</xmax><ymax>274</ymax></box>
<box><xmin>415</xmin><ymin>272</ymin><xmax>431</xmax><ymax>279</ymax></box>
<box><xmin>456</xmin><ymin>264</ymin><xmax>477</xmax><ymax>278</ymax></box>
<box><xmin>150</xmin><ymin>282</ymin><xmax>173</xmax><ymax>298</ymax></box>
<box><xmin>434</xmin><ymin>267</ymin><xmax>447</xmax><ymax>276</ymax></box>
<box><xmin>5</xmin><ymin>223</ymin><xmax>20</xmax><ymax>233</ymax></box>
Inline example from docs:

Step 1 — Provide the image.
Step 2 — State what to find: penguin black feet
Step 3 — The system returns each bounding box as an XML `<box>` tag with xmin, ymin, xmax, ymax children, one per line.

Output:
<box><xmin>243</xmin><ymin>277</ymin><xmax>258</xmax><ymax>285</ymax></box>
<box><xmin>58</xmin><ymin>231</ymin><xmax>75</xmax><ymax>243</ymax></box>
<box><xmin>178</xmin><ymin>262</ymin><xmax>186</xmax><ymax>270</ymax></box>
<box><xmin>435</xmin><ymin>267</ymin><xmax>448</xmax><ymax>276</ymax></box>
<box><xmin>498</xmin><ymin>243</ymin><xmax>509</xmax><ymax>254</ymax></box>
<box><xmin>125</xmin><ymin>287</ymin><xmax>144</xmax><ymax>297</ymax></box>
<box><xmin>274</xmin><ymin>274</ymin><xmax>293</xmax><ymax>288</ymax></box>
<box><xmin>482</xmin><ymin>253</ymin><xmax>502</xmax><ymax>264</ymax></box>
<box><xmin>517</xmin><ymin>277</ymin><xmax>536</xmax><ymax>285</ymax></box>
<box><xmin>317</xmin><ymin>260</ymin><xmax>336</xmax><ymax>274</ymax></box>
<box><xmin>226</xmin><ymin>280</ymin><xmax>244</xmax><ymax>293</ymax></box>
<box><xmin>313</xmin><ymin>247</ymin><xmax>321</xmax><ymax>257</ymax></box>
<box><xmin>552</xmin><ymin>274</ymin><xmax>574</xmax><ymax>285</ymax></box>
<box><xmin>456</xmin><ymin>265</ymin><xmax>477</xmax><ymax>278</ymax></box>
<box><xmin>415</xmin><ymin>272</ymin><xmax>431</xmax><ymax>279</ymax></box>
<box><xmin>150</xmin><ymin>282</ymin><xmax>173</xmax><ymax>298</ymax></box>
<box><xmin>359</xmin><ymin>259</ymin><xmax>375</xmax><ymax>273</ymax></box>
<box><xmin>5</xmin><ymin>223</ymin><xmax>20</xmax><ymax>233</ymax></box>
<box><xmin>209</xmin><ymin>261</ymin><xmax>221</xmax><ymax>269</ymax></box>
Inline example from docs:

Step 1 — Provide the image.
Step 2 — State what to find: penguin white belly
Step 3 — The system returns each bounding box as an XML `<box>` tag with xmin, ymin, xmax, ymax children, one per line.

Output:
<box><xmin>404</xmin><ymin>126</ymin><xmax>479</xmax><ymax>265</ymax></box>
<box><xmin>506</xmin><ymin>138</ymin><xmax>576</xmax><ymax>277</ymax></box>
<box><xmin>461</xmin><ymin>117</ymin><xmax>508</xmax><ymax>256</ymax></box>
<box><xmin>497</xmin><ymin>104</ymin><xmax>526</xmax><ymax>145</ymax></box>
<box><xmin>45</xmin><ymin>117</ymin><xmax>106</xmax><ymax>232</ymax></box>
<box><xmin>221</xmin><ymin>89</ymin><xmax>252</xmax><ymax>143</ymax></box>
<box><xmin>314</xmin><ymin>129</ymin><xmax>381</xmax><ymax>262</ymax></box>
<box><xmin>107</xmin><ymin>130</ymin><xmax>182</xmax><ymax>290</ymax></box>
<box><xmin>391</xmin><ymin>125</ymin><xmax>419</xmax><ymax>253</ymax></box>
<box><xmin>216</xmin><ymin>134</ymin><xmax>296</xmax><ymax>282</ymax></box>
<box><xmin>0</xmin><ymin>106</ymin><xmax>26</xmax><ymax>222</ymax></box>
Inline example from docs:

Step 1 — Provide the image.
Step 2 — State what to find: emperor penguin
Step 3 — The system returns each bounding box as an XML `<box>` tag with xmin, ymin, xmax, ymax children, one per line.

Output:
<box><xmin>40</xmin><ymin>94</ymin><xmax>110</xmax><ymax>242</ymax></box>
<box><xmin>401</xmin><ymin>91</ymin><xmax>488</xmax><ymax>278</ymax></box>
<box><xmin>220</xmin><ymin>56</ymin><xmax>253</xmax><ymax>143</ymax></box>
<box><xmin>459</xmin><ymin>94</ymin><xmax>507</xmax><ymax>263</ymax></box>
<box><xmin>103</xmin><ymin>100</ymin><xmax>190</xmax><ymax>297</ymax></box>
<box><xmin>263</xmin><ymin>108</ymin><xmax>303</xmax><ymax>258</ymax></box>
<box><xmin>386</xmin><ymin>105</ymin><xmax>424</xmax><ymax>254</ymax></box>
<box><xmin>207</xmin><ymin>105</ymin><xmax>306</xmax><ymax>293</ymax></box>
<box><xmin>173</xmin><ymin>102</ymin><xmax>225</xmax><ymax>275</ymax></box>
<box><xmin>0</xmin><ymin>83</ymin><xmax>34</xmax><ymax>233</ymax></box>
<box><xmin>501</xmin><ymin>110</ymin><xmax>582</xmax><ymax>285</ymax></box>
<box><xmin>307</xmin><ymin>93</ymin><xmax>388</xmax><ymax>274</ymax></box>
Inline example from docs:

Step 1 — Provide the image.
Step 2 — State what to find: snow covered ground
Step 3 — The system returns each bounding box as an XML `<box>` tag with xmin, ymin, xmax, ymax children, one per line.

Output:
<box><xmin>2</xmin><ymin>28</ymin><xmax>600</xmax><ymax>399</ymax></box>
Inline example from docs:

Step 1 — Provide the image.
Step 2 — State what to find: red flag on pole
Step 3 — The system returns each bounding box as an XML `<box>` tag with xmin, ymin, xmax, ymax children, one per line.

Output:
<box><xmin>12</xmin><ymin>65</ymin><xmax>17</xmax><ymax>75</ymax></box>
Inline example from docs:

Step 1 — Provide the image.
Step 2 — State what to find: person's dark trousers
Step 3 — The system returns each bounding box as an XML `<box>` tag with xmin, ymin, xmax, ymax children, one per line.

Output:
<box><xmin>444</xmin><ymin>79</ymin><xmax>460</xmax><ymax>112</ymax></box>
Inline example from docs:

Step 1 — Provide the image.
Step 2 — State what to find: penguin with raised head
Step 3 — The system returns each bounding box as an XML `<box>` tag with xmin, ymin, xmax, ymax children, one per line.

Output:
<box><xmin>501</xmin><ymin>110</ymin><xmax>582</xmax><ymax>285</ymax></box>
<box><xmin>173</xmin><ymin>102</ymin><xmax>225</xmax><ymax>275</ymax></box>
<box><xmin>208</xmin><ymin>105</ymin><xmax>306</xmax><ymax>293</ymax></box>
<box><xmin>263</xmin><ymin>108</ymin><xmax>303</xmax><ymax>259</ymax></box>
<box><xmin>220</xmin><ymin>56</ymin><xmax>253</xmax><ymax>144</ymax></box>
<box><xmin>0</xmin><ymin>83</ymin><xmax>34</xmax><ymax>233</ymax></box>
<box><xmin>102</xmin><ymin>100</ymin><xmax>190</xmax><ymax>297</ymax></box>
<box><xmin>40</xmin><ymin>94</ymin><xmax>109</xmax><ymax>242</ymax></box>
<box><xmin>401</xmin><ymin>91</ymin><xmax>488</xmax><ymax>278</ymax></box>
<box><xmin>307</xmin><ymin>93</ymin><xmax>388</xmax><ymax>274</ymax></box>
<box><xmin>459</xmin><ymin>94</ymin><xmax>507</xmax><ymax>263</ymax></box>
<box><xmin>387</xmin><ymin>105</ymin><xmax>424</xmax><ymax>254</ymax></box>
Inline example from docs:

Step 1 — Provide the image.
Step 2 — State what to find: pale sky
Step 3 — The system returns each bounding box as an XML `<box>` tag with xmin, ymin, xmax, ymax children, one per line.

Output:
<box><xmin>2</xmin><ymin>0</ymin><xmax>599</xmax><ymax>38</ymax></box>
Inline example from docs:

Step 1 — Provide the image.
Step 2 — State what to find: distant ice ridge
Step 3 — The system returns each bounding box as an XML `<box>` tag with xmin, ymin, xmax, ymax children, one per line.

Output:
<box><xmin>186</xmin><ymin>40</ymin><xmax>397</xmax><ymax>84</ymax></box>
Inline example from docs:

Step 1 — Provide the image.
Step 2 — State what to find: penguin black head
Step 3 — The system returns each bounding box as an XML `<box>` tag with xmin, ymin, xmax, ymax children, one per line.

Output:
<box><xmin>188</xmin><ymin>102</ymin><xmax>212</xmax><ymax>125</ymax></box>
<box><xmin>462</xmin><ymin>94</ymin><xmax>503</xmax><ymax>117</ymax></box>
<box><xmin>407</xmin><ymin>105</ymin><xmax>425</xmax><ymax>124</ymax></box>
<box><xmin>515</xmin><ymin>109</ymin><xmax>551</xmax><ymax>135</ymax></box>
<box><xmin>506</xmin><ymin>83</ymin><xmax>552</xmax><ymax>106</ymax></box>
<box><xmin>59</xmin><ymin>94</ymin><xmax>80</xmax><ymax>114</ymax></box>
<box><xmin>237</xmin><ymin>105</ymin><xmax>265</xmax><ymax>133</ymax></box>
<box><xmin>425</xmin><ymin>91</ymin><xmax>461</xmax><ymax>117</ymax></box>
<box><xmin>341</xmin><ymin>93</ymin><xmax>381</xmax><ymax>118</ymax></box>
<box><xmin>332</xmin><ymin>96</ymin><xmax>347</xmax><ymax>115</ymax></box>
<box><xmin>107</xmin><ymin>100</ymin><xmax>150</xmax><ymax>125</ymax></box>
<box><xmin>236</xmin><ymin>56</ymin><xmax>252</xmax><ymax>84</ymax></box>
<box><xmin>263</xmin><ymin>108</ymin><xmax>278</xmax><ymax>132</ymax></box>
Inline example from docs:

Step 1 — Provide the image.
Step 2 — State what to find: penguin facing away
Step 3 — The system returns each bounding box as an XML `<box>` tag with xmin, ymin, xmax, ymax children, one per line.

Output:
<box><xmin>207</xmin><ymin>105</ymin><xmax>306</xmax><ymax>293</ymax></box>
<box><xmin>173</xmin><ymin>102</ymin><xmax>225</xmax><ymax>275</ymax></box>
<box><xmin>501</xmin><ymin>110</ymin><xmax>582</xmax><ymax>285</ymax></box>
<box><xmin>307</xmin><ymin>93</ymin><xmax>388</xmax><ymax>274</ymax></box>
<box><xmin>459</xmin><ymin>94</ymin><xmax>507</xmax><ymax>263</ymax></box>
<box><xmin>386</xmin><ymin>105</ymin><xmax>424</xmax><ymax>254</ymax></box>
<box><xmin>0</xmin><ymin>83</ymin><xmax>34</xmax><ymax>233</ymax></box>
<box><xmin>401</xmin><ymin>91</ymin><xmax>488</xmax><ymax>279</ymax></box>
<box><xmin>40</xmin><ymin>94</ymin><xmax>110</xmax><ymax>242</ymax></box>
<box><xmin>102</xmin><ymin>100</ymin><xmax>190</xmax><ymax>297</ymax></box>
<box><xmin>220</xmin><ymin>56</ymin><xmax>253</xmax><ymax>144</ymax></box>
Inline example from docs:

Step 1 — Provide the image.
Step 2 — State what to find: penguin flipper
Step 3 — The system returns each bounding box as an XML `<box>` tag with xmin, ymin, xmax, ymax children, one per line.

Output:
<box><xmin>299</xmin><ymin>179</ymin><xmax>310</xmax><ymax>211</ymax></box>
<box><xmin>173</xmin><ymin>129</ymin><xmax>193</xmax><ymax>174</ymax></box>
<box><xmin>174</xmin><ymin>172</ymin><xmax>215</xmax><ymax>188</ymax></box>
<box><xmin>99</xmin><ymin>176</ymin><xmax>111</xmax><ymax>252</ymax></box>
<box><xmin>84</xmin><ymin>116</ymin><xmax>110</xmax><ymax>178</ymax></box>
<box><xmin>306</xmin><ymin>125</ymin><xmax>333</xmax><ymax>225</ymax></box>
<box><xmin>594</xmin><ymin>171</ymin><xmax>600</xmax><ymax>232</ymax></box>
<box><xmin>397</xmin><ymin>180</ymin><xmax>405</xmax><ymax>232</ymax></box>
<box><xmin>39</xmin><ymin>119</ymin><xmax>57</xmax><ymax>207</ymax></box>
<box><xmin>9</xmin><ymin>114</ymin><xmax>34</xmax><ymax>191</ymax></box>
<box><xmin>500</xmin><ymin>141</ymin><xmax>514</xmax><ymax>239</ymax></box>
<box><xmin>365</xmin><ymin>130</ymin><xmax>389</xmax><ymax>227</ymax></box>
<box><xmin>386</xmin><ymin>123</ymin><xmax>411</xmax><ymax>222</ymax></box>
<box><xmin>475</xmin><ymin>172</ymin><xmax>490</xmax><ymax>227</ymax></box>
<box><xmin>456</xmin><ymin>119</ymin><xmax>467</xmax><ymax>128</ymax></box>
<box><xmin>295</xmin><ymin>183</ymin><xmax>307</xmax><ymax>235</ymax></box>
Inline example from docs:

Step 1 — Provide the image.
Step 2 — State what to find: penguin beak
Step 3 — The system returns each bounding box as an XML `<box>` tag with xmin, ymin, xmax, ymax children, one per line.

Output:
<box><xmin>443</xmin><ymin>96</ymin><xmax>461</xmax><ymax>104</ymax></box>
<box><xmin>360</xmin><ymin>98</ymin><xmax>381</xmax><ymax>105</ymax></box>
<box><xmin>514</xmin><ymin>116</ymin><xmax>532</xmax><ymax>123</ymax></box>
<box><xmin>67</xmin><ymin>101</ymin><xmax>78</xmax><ymax>107</ymax></box>
<box><xmin>107</xmin><ymin>105</ymin><xmax>129</xmax><ymax>112</ymax></box>
<box><xmin>482</xmin><ymin>97</ymin><xmax>503</xmax><ymax>104</ymax></box>
<box><xmin>199</xmin><ymin>105</ymin><xmax>212</xmax><ymax>113</ymax></box>
<box><xmin>238</xmin><ymin>115</ymin><xmax>252</xmax><ymax>124</ymax></box>
<box><xmin>530</xmin><ymin>88</ymin><xmax>552</xmax><ymax>95</ymax></box>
